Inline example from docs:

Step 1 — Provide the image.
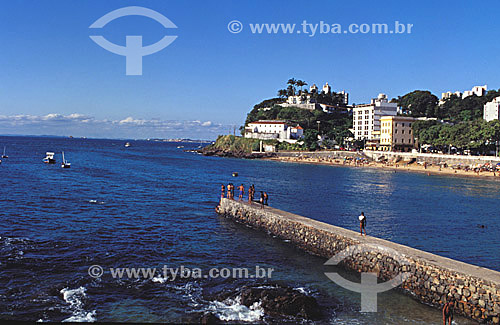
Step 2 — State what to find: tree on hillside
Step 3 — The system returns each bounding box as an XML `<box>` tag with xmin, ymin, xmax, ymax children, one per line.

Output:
<box><xmin>296</xmin><ymin>80</ymin><xmax>307</xmax><ymax>94</ymax></box>
<box><xmin>439</xmin><ymin>95</ymin><xmax>487</xmax><ymax>121</ymax></box>
<box><xmin>287</xmin><ymin>78</ymin><xmax>297</xmax><ymax>96</ymax></box>
<box><xmin>303</xmin><ymin>129</ymin><xmax>319</xmax><ymax>150</ymax></box>
<box><xmin>277</xmin><ymin>89</ymin><xmax>288</xmax><ymax>98</ymax></box>
<box><xmin>397</xmin><ymin>90</ymin><xmax>438</xmax><ymax>117</ymax></box>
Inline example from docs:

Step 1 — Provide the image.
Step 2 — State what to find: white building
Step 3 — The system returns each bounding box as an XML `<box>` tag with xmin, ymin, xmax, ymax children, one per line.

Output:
<box><xmin>352</xmin><ymin>93</ymin><xmax>398</xmax><ymax>140</ymax></box>
<box><xmin>322</xmin><ymin>82</ymin><xmax>331</xmax><ymax>94</ymax></box>
<box><xmin>244</xmin><ymin>120</ymin><xmax>304</xmax><ymax>143</ymax></box>
<box><xmin>440</xmin><ymin>85</ymin><xmax>487</xmax><ymax>105</ymax></box>
<box><xmin>280</xmin><ymin>82</ymin><xmax>349</xmax><ymax>111</ymax></box>
<box><xmin>484</xmin><ymin>96</ymin><xmax>500</xmax><ymax>122</ymax></box>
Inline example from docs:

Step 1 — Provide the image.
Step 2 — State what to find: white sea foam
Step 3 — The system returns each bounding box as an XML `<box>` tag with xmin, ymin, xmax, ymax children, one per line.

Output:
<box><xmin>206</xmin><ymin>297</ymin><xmax>264</xmax><ymax>322</ymax></box>
<box><xmin>294</xmin><ymin>287</ymin><xmax>308</xmax><ymax>294</ymax></box>
<box><xmin>151</xmin><ymin>275</ymin><xmax>167</xmax><ymax>283</ymax></box>
<box><xmin>60</xmin><ymin>287</ymin><xmax>96</xmax><ymax>322</ymax></box>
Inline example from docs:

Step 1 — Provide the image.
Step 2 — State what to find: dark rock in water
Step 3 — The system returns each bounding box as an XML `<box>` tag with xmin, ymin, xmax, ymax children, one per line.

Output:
<box><xmin>239</xmin><ymin>286</ymin><xmax>322</xmax><ymax>320</ymax></box>
<box><xmin>199</xmin><ymin>312</ymin><xmax>220</xmax><ymax>324</ymax></box>
<box><xmin>209</xmin><ymin>285</ymin><xmax>323</xmax><ymax>321</ymax></box>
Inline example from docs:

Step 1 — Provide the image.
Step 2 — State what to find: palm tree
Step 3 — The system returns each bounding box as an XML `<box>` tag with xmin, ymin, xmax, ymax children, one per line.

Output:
<box><xmin>287</xmin><ymin>78</ymin><xmax>297</xmax><ymax>96</ymax></box>
<box><xmin>296</xmin><ymin>80</ymin><xmax>307</xmax><ymax>94</ymax></box>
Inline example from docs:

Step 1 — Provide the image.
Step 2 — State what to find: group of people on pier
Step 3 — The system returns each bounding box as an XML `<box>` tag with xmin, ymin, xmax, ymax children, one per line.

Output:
<box><xmin>220</xmin><ymin>183</ymin><xmax>268</xmax><ymax>208</ymax></box>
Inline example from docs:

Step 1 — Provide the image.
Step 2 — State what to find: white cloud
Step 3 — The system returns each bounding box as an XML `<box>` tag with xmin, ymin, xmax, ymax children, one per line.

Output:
<box><xmin>0</xmin><ymin>113</ymin><xmax>229</xmax><ymax>139</ymax></box>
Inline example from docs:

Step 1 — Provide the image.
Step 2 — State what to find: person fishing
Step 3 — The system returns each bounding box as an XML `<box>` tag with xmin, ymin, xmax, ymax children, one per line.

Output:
<box><xmin>358</xmin><ymin>212</ymin><xmax>367</xmax><ymax>236</ymax></box>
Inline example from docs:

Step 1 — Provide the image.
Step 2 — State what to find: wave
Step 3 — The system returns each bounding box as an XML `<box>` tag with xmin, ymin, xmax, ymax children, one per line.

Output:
<box><xmin>205</xmin><ymin>296</ymin><xmax>264</xmax><ymax>322</ymax></box>
<box><xmin>60</xmin><ymin>287</ymin><xmax>96</xmax><ymax>322</ymax></box>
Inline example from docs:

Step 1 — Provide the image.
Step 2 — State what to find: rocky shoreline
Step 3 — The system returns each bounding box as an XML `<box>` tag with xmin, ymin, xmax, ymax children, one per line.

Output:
<box><xmin>199</xmin><ymin>147</ymin><xmax>276</xmax><ymax>159</ymax></box>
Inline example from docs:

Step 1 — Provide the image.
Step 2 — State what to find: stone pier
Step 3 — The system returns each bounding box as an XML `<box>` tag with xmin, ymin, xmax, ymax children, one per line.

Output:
<box><xmin>217</xmin><ymin>198</ymin><xmax>500</xmax><ymax>324</ymax></box>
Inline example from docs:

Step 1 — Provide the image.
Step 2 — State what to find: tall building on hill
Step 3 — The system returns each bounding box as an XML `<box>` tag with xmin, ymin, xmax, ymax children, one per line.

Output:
<box><xmin>352</xmin><ymin>94</ymin><xmax>398</xmax><ymax>140</ymax></box>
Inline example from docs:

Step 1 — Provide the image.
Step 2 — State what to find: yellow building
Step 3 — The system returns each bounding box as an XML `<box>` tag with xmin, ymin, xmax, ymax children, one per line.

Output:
<box><xmin>380</xmin><ymin>116</ymin><xmax>415</xmax><ymax>152</ymax></box>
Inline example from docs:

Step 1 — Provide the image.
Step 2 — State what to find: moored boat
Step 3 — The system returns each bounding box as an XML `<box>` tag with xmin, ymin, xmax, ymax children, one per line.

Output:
<box><xmin>61</xmin><ymin>151</ymin><xmax>71</xmax><ymax>168</ymax></box>
<box><xmin>43</xmin><ymin>152</ymin><xmax>56</xmax><ymax>164</ymax></box>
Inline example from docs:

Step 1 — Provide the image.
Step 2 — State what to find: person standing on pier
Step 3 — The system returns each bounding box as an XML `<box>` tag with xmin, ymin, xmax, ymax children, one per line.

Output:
<box><xmin>442</xmin><ymin>297</ymin><xmax>454</xmax><ymax>325</ymax></box>
<box><xmin>259</xmin><ymin>192</ymin><xmax>265</xmax><ymax>209</ymax></box>
<box><xmin>359</xmin><ymin>212</ymin><xmax>367</xmax><ymax>236</ymax></box>
<box><xmin>221</xmin><ymin>185</ymin><xmax>225</xmax><ymax>200</ymax></box>
<box><xmin>238</xmin><ymin>184</ymin><xmax>245</xmax><ymax>201</ymax></box>
<box><xmin>263</xmin><ymin>192</ymin><xmax>268</xmax><ymax>206</ymax></box>
<box><xmin>248</xmin><ymin>185</ymin><xmax>254</xmax><ymax>203</ymax></box>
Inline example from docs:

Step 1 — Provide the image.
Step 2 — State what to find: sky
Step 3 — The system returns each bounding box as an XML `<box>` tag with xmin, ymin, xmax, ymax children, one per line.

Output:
<box><xmin>1</xmin><ymin>0</ymin><xmax>499</xmax><ymax>139</ymax></box>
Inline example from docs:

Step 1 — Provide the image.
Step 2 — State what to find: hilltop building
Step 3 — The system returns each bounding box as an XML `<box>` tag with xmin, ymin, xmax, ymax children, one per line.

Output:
<box><xmin>483</xmin><ymin>96</ymin><xmax>500</xmax><ymax>122</ymax></box>
<box><xmin>440</xmin><ymin>85</ymin><xmax>487</xmax><ymax>105</ymax></box>
<box><xmin>279</xmin><ymin>82</ymin><xmax>350</xmax><ymax>113</ymax></box>
<box><xmin>352</xmin><ymin>93</ymin><xmax>398</xmax><ymax>140</ymax></box>
<box><xmin>244</xmin><ymin>120</ymin><xmax>304</xmax><ymax>143</ymax></box>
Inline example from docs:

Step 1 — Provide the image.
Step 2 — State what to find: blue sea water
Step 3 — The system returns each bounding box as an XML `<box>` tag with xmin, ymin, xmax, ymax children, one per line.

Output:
<box><xmin>0</xmin><ymin>136</ymin><xmax>495</xmax><ymax>323</ymax></box>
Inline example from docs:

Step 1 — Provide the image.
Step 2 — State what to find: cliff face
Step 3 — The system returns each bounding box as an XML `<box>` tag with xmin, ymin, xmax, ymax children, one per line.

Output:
<box><xmin>201</xmin><ymin>135</ymin><xmax>276</xmax><ymax>159</ymax></box>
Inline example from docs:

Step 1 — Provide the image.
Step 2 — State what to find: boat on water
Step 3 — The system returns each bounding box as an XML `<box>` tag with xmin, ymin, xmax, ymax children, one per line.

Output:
<box><xmin>61</xmin><ymin>151</ymin><xmax>71</xmax><ymax>168</ymax></box>
<box><xmin>2</xmin><ymin>146</ymin><xmax>7</xmax><ymax>158</ymax></box>
<box><xmin>177</xmin><ymin>146</ymin><xmax>184</xmax><ymax>149</ymax></box>
<box><xmin>43</xmin><ymin>152</ymin><xmax>56</xmax><ymax>164</ymax></box>
<box><xmin>125</xmin><ymin>142</ymin><xmax>131</xmax><ymax>147</ymax></box>
<box><xmin>232</xmin><ymin>172</ymin><xmax>238</xmax><ymax>177</ymax></box>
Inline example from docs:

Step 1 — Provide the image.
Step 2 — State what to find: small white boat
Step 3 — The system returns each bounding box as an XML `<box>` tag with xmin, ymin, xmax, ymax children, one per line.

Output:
<box><xmin>125</xmin><ymin>142</ymin><xmax>131</xmax><ymax>147</ymax></box>
<box><xmin>1</xmin><ymin>146</ymin><xmax>7</xmax><ymax>158</ymax></box>
<box><xmin>43</xmin><ymin>152</ymin><xmax>56</xmax><ymax>164</ymax></box>
<box><xmin>177</xmin><ymin>145</ymin><xmax>184</xmax><ymax>149</ymax></box>
<box><xmin>61</xmin><ymin>151</ymin><xmax>71</xmax><ymax>168</ymax></box>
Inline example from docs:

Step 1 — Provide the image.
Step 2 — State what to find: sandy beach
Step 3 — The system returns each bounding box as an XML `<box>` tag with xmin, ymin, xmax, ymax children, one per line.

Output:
<box><xmin>265</xmin><ymin>154</ymin><xmax>500</xmax><ymax>179</ymax></box>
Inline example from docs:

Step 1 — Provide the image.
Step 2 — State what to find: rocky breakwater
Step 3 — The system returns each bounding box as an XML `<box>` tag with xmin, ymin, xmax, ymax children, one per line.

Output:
<box><xmin>216</xmin><ymin>198</ymin><xmax>500</xmax><ymax>324</ymax></box>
